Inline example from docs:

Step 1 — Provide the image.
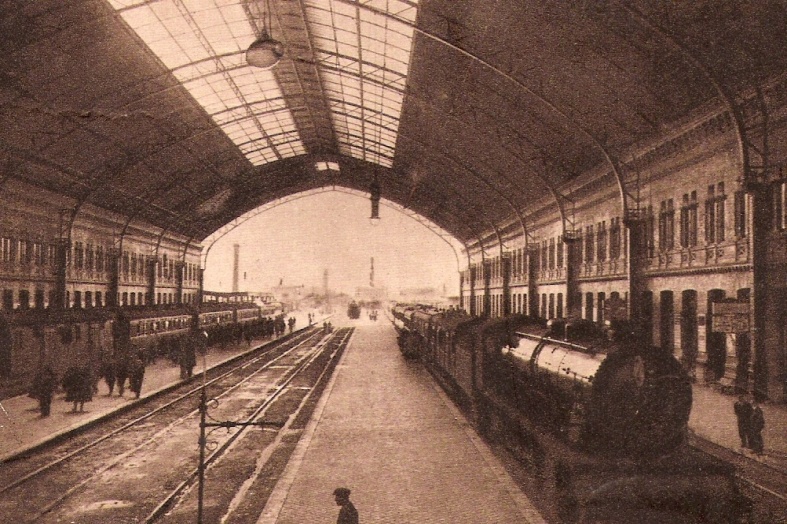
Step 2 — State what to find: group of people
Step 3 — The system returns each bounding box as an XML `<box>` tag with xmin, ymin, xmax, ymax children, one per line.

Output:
<box><xmin>733</xmin><ymin>395</ymin><xmax>766</xmax><ymax>455</ymax></box>
<box><xmin>100</xmin><ymin>350</ymin><xmax>146</xmax><ymax>398</ymax></box>
<box><xmin>29</xmin><ymin>349</ymin><xmax>147</xmax><ymax>417</ymax></box>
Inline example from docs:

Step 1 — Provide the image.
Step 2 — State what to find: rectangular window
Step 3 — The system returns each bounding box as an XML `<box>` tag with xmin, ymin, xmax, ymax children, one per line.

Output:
<box><xmin>659</xmin><ymin>201</ymin><xmax>667</xmax><ymax>252</ymax></box>
<box><xmin>667</xmin><ymin>199</ymin><xmax>675</xmax><ymax>249</ymax></box>
<box><xmin>1</xmin><ymin>237</ymin><xmax>12</xmax><ymax>263</ymax></box>
<box><xmin>86</xmin><ymin>244</ymin><xmax>94</xmax><ymax>270</ymax></box>
<box><xmin>735</xmin><ymin>190</ymin><xmax>747</xmax><ymax>238</ymax></box>
<box><xmin>18</xmin><ymin>289</ymin><xmax>30</xmax><ymax>310</ymax></box>
<box><xmin>18</xmin><ymin>239</ymin><xmax>31</xmax><ymax>265</ymax></box>
<box><xmin>33</xmin><ymin>242</ymin><xmax>43</xmax><ymax>266</ymax></box>
<box><xmin>716</xmin><ymin>182</ymin><xmax>726</xmax><ymax>242</ymax></box>
<box><xmin>35</xmin><ymin>289</ymin><xmax>45</xmax><ymax>309</ymax></box>
<box><xmin>680</xmin><ymin>193</ymin><xmax>690</xmax><ymax>248</ymax></box>
<box><xmin>645</xmin><ymin>206</ymin><xmax>655</xmax><ymax>257</ymax></box>
<box><xmin>85</xmin><ymin>291</ymin><xmax>92</xmax><ymax>308</ymax></box>
<box><xmin>548</xmin><ymin>239</ymin><xmax>556</xmax><ymax>269</ymax></box>
<box><xmin>585</xmin><ymin>225</ymin><xmax>595</xmax><ymax>262</ymax></box>
<box><xmin>122</xmin><ymin>251</ymin><xmax>130</xmax><ymax>275</ymax></box>
<box><xmin>47</xmin><ymin>244</ymin><xmax>56</xmax><ymax>267</ymax></box>
<box><xmin>95</xmin><ymin>291</ymin><xmax>102</xmax><ymax>308</ymax></box>
<box><xmin>541</xmin><ymin>241</ymin><xmax>548</xmax><ymax>271</ymax></box>
<box><xmin>689</xmin><ymin>191</ymin><xmax>698</xmax><ymax>246</ymax></box>
<box><xmin>597</xmin><ymin>221</ymin><xmax>607</xmax><ymax>262</ymax></box>
<box><xmin>73</xmin><ymin>290</ymin><xmax>82</xmax><ymax>309</ymax></box>
<box><xmin>610</xmin><ymin>217</ymin><xmax>621</xmax><ymax>259</ymax></box>
<box><xmin>705</xmin><ymin>185</ymin><xmax>716</xmax><ymax>244</ymax></box>
<box><xmin>74</xmin><ymin>241</ymin><xmax>84</xmax><ymax>269</ymax></box>
<box><xmin>556</xmin><ymin>236</ymin><xmax>564</xmax><ymax>267</ymax></box>
<box><xmin>96</xmin><ymin>246</ymin><xmax>104</xmax><ymax>272</ymax></box>
<box><xmin>131</xmin><ymin>253</ymin><xmax>137</xmax><ymax>276</ymax></box>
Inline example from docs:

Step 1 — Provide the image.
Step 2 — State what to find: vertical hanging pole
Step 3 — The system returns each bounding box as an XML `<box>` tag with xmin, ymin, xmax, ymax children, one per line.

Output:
<box><xmin>197</xmin><ymin>340</ymin><xmax>209</xmax><ymax>523</ymax></box>
<box><xmin>197</xmin><ymin>385</ymin><xmax>207</xmax><ymax>524</ymax></box>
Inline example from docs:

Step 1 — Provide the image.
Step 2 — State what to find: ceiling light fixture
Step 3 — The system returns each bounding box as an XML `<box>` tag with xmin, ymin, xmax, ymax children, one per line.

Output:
<box><xmin>369</xmin><ymin>172</ymin><xmax>381</xmax><ymax>225</ymax></box>
<box><xmin>246</xmin><ymin>0</ymin><xmax>283</xmax><ymax>69</ymax></box>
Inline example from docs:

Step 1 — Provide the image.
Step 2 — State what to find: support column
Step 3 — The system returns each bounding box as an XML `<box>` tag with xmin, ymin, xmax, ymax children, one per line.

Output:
<box><xmin>197</xmin><ymin>267</ymin><xmax>205</xmax><ymax>306</ymax></box>
<box><xmin>146</xmin><ymin>256</ymin><xmax>157</xmax><ymax>306</ymax></box>
<box><xmin>502</xmin><ymin>253</ymin><xmax>512</xmax><ymax>316</ymax></box>
<box><xmin>749</xmin><ymin>184</ymin><xmax>772</xmax><ymax>401</ymax></box>
<box><xmin>175</xmin><ymin>261</ymin><xmax>185</xmax><ymax>305</ymax></box>
<box><xmin>107</xmin><ymin>247</ymin><xmax>120</xmax><ymax>308</ymax></box>
<box><xmin>469</xmin><ymin>265</ymin><xmax>477</xmax><ymax>316</ymax></box>
<box><xmin>625</xmin><ymin>212</ymin><xmax>648</xmax><ymax>329</ymax></box>
<box><xmin>459</xmin><ymin>272</ymin><xmax>465</xmax><ymax>311</ymax></box>
<box><xmin>482</xmin><ymin>260</ymin><xmax>492</xmax><ymax>318</ymax></box>
<box><xmin>53</xmin><ymin>239</ymin><xmax>69</xmax><ymax>309</ymax></box>
<box><xmin>563</xmin><ymin>234</ymin><xmax>582</xmax><ymax>318</ymax></box>
<box><xmin>527</xmin><ymin>245</ymin><xmax>539</xmax><ymax>317</ymax></box>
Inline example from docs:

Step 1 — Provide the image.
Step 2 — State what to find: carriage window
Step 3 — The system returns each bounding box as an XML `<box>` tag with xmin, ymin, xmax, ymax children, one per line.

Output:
<box><xmin>18</xmin><ymin>290</ymin><xmax>30</xmax><ymax>310</ymax></box>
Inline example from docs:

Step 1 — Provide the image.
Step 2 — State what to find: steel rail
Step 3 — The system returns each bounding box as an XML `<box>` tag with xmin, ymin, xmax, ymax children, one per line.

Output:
<box><xmin>21</xmin><ymin>329</ymin><xmax>325</xmax><ymax>523</ymax></box>
<box><xmin>144</xmin><ymin>327</ymin><xmax>353</xmax><ymax>522</ymax></box>
<box><xmin>0</xmin><ymin>328</ymin><xmax>317</xmax><ymax>496</ymax></box>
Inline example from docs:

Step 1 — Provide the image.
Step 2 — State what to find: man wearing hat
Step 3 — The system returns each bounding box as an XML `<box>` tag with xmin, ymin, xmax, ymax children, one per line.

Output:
<box><xmin>333</xmin><ymin>487</ymin><xmax>358</xmax><ymax>524</ymax></box>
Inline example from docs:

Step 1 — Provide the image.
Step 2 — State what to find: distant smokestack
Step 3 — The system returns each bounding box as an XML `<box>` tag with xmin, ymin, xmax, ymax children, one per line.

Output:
<box><xmin>232</xmin><ymin>244</ymin><xmax>240</xmax><ymax>292</ymax></box>
<box><xmin>324</xmin><ymin>268</ymin><xmax>330</xmax><ymax>313</ymax></box>
<box><xmin>370</xmin><ymin>257</ymin><xmax>375</xmax><ymax>288</ymax></box>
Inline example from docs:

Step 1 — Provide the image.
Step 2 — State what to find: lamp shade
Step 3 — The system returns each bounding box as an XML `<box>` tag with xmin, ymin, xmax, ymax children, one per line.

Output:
<box><xmin>246</xmin><ymin>34</ymin><xmax>284</xmax><ymax>69</ymax></box>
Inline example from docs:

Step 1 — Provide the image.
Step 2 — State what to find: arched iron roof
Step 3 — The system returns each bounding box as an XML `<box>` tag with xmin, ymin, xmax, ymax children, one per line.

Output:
<box><xmin>0</xmin><ymin>0</ymin><xmax>785</xmax><ymax>243</ymax></box>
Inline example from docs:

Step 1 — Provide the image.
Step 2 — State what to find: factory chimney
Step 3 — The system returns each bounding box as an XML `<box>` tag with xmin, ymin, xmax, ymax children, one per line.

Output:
<box><xmin>232</xmin><ymin>244</ymin><xmax>240</xmax><ymax>292</ymax></box>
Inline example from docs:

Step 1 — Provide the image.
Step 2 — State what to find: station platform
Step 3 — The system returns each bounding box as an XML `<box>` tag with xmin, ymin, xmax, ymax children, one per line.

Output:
<box><xmin>0</xmin><ymin>310</ymin><xmax>318</xmax><ymax>462</ymax></box>
<box><xmin>256</xmin><ymin>319</ymin><xmax>545</xmax><ymax>524</ymax></box>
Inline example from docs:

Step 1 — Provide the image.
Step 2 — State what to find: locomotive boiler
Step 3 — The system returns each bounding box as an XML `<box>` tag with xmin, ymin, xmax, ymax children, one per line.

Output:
<box><xmin>500</xmin><ymin>318</ymin><xmax>692</xmax><ymax>457</ymax></box>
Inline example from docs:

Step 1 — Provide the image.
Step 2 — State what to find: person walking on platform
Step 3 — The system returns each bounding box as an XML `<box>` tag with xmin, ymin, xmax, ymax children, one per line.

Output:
<box><xmin>750</xmin><ymin>401</ymin><xmax>765</xmax><ymax>455</ymax></box>
<box><xmin>333</xmin><ymin>487</ymin><xmax>358</xmax><ymax>524</ymax></box>
<box><xmin>733</xmin><ymin>395</ymin><xmax>753</xmax><ymax>449</ymax></box>
<box><xmin>101</xmin><ymin>356</ymin><xmax>117</xmax><ymax>395</ymax></box>
<box><xmin>128</xmin><ymin>350</ymin><xmax>146</xmax><ymax>399</ymax></box>
<box><xmin>115</xmin><ymin>352</ymin><xmax>130</xmax><ymax>396</ymax></box>
<box><xmin>31</xmin><ymin>365</ymin><xmax>57</xmax><ymax>417</ymax></box>
<box><xmin>62</xmin><ymin>365</ymin><xmax>93</xmax><ymax>412</ymax></box>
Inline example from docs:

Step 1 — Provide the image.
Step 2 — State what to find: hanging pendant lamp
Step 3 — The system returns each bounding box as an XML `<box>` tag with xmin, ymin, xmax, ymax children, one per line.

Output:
<box><xmin>246</xmin><ymin>0</ymin><xmax>283</xmax><ymax>69</ymax></box>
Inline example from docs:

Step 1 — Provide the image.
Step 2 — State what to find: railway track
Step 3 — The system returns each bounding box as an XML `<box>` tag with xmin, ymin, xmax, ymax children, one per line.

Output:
<box><xmin>0</xmin><ymin>326</ymin><xmax>354</xmax><ymax>524</ymax></box>
<box><xmin>690</xmin><ymin>434</ymin><xmax>787</xmax><ymax>523</ymax></box>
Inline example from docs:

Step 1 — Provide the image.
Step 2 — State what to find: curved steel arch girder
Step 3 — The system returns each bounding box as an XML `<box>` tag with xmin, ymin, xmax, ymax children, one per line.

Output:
<box><xmin>616</xmin><ymin>3</ymin><xmax>765</xmax><ymax>187</ymax></box>
<box><xmin>411</xmin><ymin>24</ymin><xmax>635</xmax><ymax>223</ymax></box>
<box><xmin>393</xmin><ymin>138</ymin><xmax>517</xmax><ymax>262</ymax></box>
<box><xmin>205</xmin><ymin>154</ymin><xmax>493</xmax><ymax>253</ymax></box>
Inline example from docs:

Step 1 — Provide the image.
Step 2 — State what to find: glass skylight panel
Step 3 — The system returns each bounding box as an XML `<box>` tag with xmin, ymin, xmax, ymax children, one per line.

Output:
<box><xmin>304</xmin><ymin>0</ymin><xmax>418</xmax><ymax>167</ymax></box>
<box><xmin>110</xmin><ymin>0</ymin><xmax>304</xmax><ymax>166</ymax></box>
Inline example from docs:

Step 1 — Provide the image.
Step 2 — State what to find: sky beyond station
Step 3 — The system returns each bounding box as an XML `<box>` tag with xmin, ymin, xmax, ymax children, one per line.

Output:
<box><xmin>202</xmin><ymin>191</ymin><xmax>462</xmax><ymax>297</ymax></box>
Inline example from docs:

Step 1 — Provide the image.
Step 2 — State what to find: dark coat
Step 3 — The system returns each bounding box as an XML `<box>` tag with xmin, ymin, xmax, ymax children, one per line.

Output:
<box><xmin>337</xmin><ymin>502</ymin><xmax>358</xmax><ymax>524</ymax></box>
<box><xmin>31</xmin><ymin>367</ymin><xmax>57</xmax><ymax>400</ymax></box>
<box><xmin>62</xmin><ymin>366</ymin><xmax>93</xmax><ymax>403</ymax></box>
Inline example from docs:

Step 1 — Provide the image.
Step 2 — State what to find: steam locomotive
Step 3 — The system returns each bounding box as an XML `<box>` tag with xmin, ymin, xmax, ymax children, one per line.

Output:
<box><xmin>391</xmin><ymin>306</ymin><xmax>751</xmax><ymax>523</ymax></box>
<box><xmin>347</xmin><ymin>301</ymin><xmax>361</xmax><ymax>320</ymax></box>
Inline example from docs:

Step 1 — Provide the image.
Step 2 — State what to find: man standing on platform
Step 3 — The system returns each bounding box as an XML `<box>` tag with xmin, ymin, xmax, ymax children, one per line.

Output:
<box><xmin>333</xmin><ymin>487</ymin><xmax>358</xmax><ymax>524</ymax></box>
<box><xmin>750</xmin><ymin>401</ymin><xmax>765</xmax><ymax>455</ymax></box>
<box><xmin>733</xmin><ymin>395</ymin><xmax>753</xmax><ymax>449</ymax></box>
